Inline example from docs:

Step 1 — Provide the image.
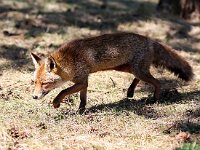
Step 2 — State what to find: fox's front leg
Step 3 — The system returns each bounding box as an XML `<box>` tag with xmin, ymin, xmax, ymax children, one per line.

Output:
<box><xmin>79</xmin><ymin>88</ymin><xmax>87</xmax><ymax>114</ymax></box>
<box><xmin>53</xmin><ymin>81</ymin><xmax>88</xmax><ymax>109</ymax></box>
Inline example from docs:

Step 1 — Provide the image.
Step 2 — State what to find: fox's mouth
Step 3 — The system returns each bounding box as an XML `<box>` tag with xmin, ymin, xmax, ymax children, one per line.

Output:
<box><xmin>41</xmin><ymin>91</ymin><xmax>49</xmax><ymax>97</ymax></box>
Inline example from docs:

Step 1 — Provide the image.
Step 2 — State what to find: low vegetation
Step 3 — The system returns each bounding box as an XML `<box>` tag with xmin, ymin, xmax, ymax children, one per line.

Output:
<box><xmin>0</xmin><ymin>0</ymin><xmax>199</xmax><ymax>149</ymax></box>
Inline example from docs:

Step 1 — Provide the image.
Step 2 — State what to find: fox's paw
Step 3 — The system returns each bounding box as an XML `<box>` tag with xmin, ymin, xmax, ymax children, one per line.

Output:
<box><xmin>78</xmin><ymin>107</ymin><xmax>86</xmax><ymax>115</ymax></box>
<box><xmin>53</xmin><ymin>102</ymin><xmax>60</xmax><ymax>109</ymax></box>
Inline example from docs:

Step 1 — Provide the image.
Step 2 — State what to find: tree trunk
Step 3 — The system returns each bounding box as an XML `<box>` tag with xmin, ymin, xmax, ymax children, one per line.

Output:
<box><xmin>157</xmin><ymin>0</ymin><xmax>200</xmax><ymax>20</ymax></box>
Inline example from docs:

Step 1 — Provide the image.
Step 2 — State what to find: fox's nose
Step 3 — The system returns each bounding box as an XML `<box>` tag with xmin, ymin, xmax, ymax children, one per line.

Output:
<box><xmin>32</xmin><ymin>95</ymin><xmax>38</xmax><ymax>99</ymax></box>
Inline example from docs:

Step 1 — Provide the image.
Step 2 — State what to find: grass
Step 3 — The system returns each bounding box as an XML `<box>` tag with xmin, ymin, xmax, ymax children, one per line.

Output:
<box><xmin>176</xmin><ymin>142</ymin><xmax>200</xmax><ymax>150</ymax></box>
<box><xmin>0</xmin><ymin>0</ymin><xmax>200</xmax><ymax>149</ymax></box>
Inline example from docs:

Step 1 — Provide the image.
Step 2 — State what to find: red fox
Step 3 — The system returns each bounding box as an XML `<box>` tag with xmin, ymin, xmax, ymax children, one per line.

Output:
<box><xmin>31</xmin><ymin>32</ymin><xmax>193</xmax><ymax>113</ymax></box>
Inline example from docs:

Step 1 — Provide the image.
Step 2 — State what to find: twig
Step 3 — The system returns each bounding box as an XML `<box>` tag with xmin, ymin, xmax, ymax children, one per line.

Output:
<box><xmin>110</xmin><ymin>77</ymin><xmax>116</xmax><ymax>87</ymax></box>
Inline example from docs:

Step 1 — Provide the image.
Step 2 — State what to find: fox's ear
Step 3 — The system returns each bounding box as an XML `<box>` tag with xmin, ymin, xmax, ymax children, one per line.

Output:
<box><xmin>31</xmin><ymin>52</ymin><xmax>41</xmax><ymax>68</ymax></box>
<box><xmin>45</xmin><ymin>56</ymin><xmax>56</xmax><ymax>72</ymax></box>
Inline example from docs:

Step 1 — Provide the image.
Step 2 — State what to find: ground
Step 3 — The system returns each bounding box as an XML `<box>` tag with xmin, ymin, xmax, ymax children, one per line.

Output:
<box><xmin>0</xmin><ymin>0</ymin><xmax>200</xmax><ymax>149</ymax></box>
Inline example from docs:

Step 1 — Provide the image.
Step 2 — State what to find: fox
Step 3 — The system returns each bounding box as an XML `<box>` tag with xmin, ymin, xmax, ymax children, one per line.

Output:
<box><xmin>31</xmin><ymin>32</ymin><xmax>193</xmax><ymax>113</ymax></box>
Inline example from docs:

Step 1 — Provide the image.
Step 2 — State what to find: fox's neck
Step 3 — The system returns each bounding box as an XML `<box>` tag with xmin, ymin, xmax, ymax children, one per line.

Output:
<box><xmin>51</xmin><ymin>51</ymin><xmax>75</xmax><ymax>81</ymax></box>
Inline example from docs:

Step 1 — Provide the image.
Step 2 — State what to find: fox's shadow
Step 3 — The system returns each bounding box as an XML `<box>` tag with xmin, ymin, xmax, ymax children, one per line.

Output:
<box><xmin>86</xmin><ymin>89</ymin><xmax>200</xmax><ymax>119</ymax></box>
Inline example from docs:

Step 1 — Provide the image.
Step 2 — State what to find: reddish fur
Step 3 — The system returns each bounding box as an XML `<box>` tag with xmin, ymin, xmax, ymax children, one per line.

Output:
<box><xmin>32</xmin><ymin>32</ymin><xmax>194</xmax><ymax>113</ymax></box>
<box><xmin>153</xmin><ymin>42</ymin><xmax>193</xmax><ymax>81</ymax></box>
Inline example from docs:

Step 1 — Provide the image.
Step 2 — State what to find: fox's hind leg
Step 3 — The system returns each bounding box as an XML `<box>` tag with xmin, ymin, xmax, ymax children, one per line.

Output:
<box><xmin>127</xmin><ymin>78</ymin><xmax>140</xmax><ymax>98</ymax></box>
<box><xmin>140</xmin><ymin>74</ymin><xmax>160</xmax><ymax>102</ymax></box>
<box><xmin>131</xmin><ymin>56</ymin><xmax>161</xmax><ymax>102</ymax></box>
<box><xmin>134</xmin><ymin>71</ymin><xmax>161</xmax><ymax>102</ymax></box>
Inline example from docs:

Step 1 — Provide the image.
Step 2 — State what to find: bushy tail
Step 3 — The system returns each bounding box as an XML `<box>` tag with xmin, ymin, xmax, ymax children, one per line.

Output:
<box><xmin>153</xmin><ymin>42</ymin><xmax>194</xmax><ymax>81</ymax></box>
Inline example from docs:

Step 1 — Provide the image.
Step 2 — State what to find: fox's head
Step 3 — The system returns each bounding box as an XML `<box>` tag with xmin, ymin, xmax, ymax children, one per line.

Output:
<box><xmin>31</xmin><ymin>53</ymin><xmax>64</xmax><ymax>99</ymax></box>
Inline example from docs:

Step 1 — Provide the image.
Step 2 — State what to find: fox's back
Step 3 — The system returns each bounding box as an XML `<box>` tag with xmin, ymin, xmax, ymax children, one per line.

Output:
<box><xmin>52</xmin><ymin>33</ymin><xmax>153</xmax><ymax>74</ymax></box>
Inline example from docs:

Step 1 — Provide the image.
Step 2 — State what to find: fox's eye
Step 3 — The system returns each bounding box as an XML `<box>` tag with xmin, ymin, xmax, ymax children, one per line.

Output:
<box><xmin>42</xmin><ymin>82</ymin><xmax>51</xmax><ymax>85</ymax></box>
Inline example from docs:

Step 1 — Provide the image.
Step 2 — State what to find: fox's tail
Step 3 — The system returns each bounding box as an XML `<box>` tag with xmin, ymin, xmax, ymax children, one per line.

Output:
<box><xmin>153</xmin><ymin>42</ymin><xmax>194</xmax><ymax>81</ymax></box>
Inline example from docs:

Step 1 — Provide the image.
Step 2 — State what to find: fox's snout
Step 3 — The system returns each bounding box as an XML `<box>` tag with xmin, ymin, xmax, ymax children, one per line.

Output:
<box><xmin>32</xmin><ymin>90</ymin><xmax>49</xmax><ymax>100</ymax></box>
<box><xmin>32</xmin><ymin>95</ymin><xmax>38</xmax><ymax>99</ymax></box>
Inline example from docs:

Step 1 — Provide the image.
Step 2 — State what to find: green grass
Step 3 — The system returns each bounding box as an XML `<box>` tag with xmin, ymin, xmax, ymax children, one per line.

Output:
<box><xmin>176</xmin><ymin>142</ymin><xmax>200</xmax><ymax>150</ymax></box>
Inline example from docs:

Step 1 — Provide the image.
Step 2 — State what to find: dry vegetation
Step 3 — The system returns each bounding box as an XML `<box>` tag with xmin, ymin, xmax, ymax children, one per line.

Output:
<box><xmin>0</xmin><ymin>0</ymin><xmax>200</xmax><ymax>149</ymax></box>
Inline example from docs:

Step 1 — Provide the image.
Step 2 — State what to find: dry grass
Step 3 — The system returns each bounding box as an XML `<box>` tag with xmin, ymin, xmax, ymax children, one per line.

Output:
<box><xmin>0</xmin><ymin>0</ymin><xmax>200</xmax><ymax>149</ymax></box>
